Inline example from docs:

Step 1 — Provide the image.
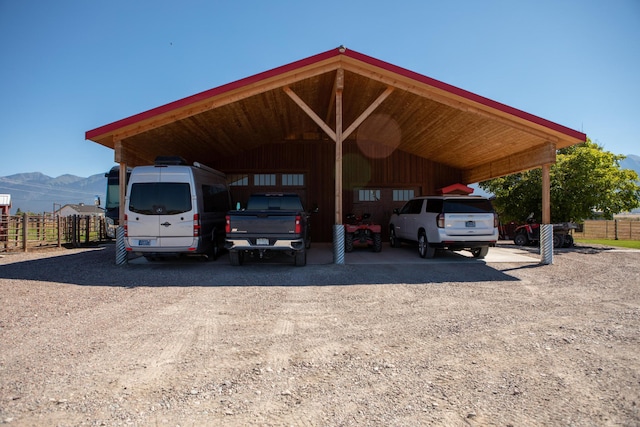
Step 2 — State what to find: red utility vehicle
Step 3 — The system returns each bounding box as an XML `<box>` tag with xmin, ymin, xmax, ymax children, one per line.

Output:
<box><xmin>513</xmin><ymin>213</ymin><xmax>577</xmax><ymax>248</ymax></box>
<box><xmin>344</xmin><ymin>213</ymin><xmax>382</xmax><ymax>252</ymax></box>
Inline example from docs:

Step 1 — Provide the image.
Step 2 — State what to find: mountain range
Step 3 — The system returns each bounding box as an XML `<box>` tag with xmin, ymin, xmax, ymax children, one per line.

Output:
<box><xmin>1</xmin><ymin>154</ymin><xmax>639</xmax><ymax>215</ymax></box>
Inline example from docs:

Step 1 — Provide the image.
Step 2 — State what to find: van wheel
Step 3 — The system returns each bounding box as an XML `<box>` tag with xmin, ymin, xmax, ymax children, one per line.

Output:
<box><xmin>471</xmin><ymin>246</ymin><xmax>489</xmax><ymax>259</ymax></box>
<box><xmin>294</xmin><ymin>249</ymin><xmax>307</xmax><ymax>266</ymax></box>
<box><xmin>418</xmin><ymin>231</ymin><xmax>435</xmax><ymax>259</ymax></box>
<box><xmin>229</xmin><ymin>251</ymin><xmax>244</xmax><ymax>266</ymax></box>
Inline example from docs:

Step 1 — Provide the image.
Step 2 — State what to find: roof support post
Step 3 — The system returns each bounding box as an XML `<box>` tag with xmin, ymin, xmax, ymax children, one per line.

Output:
<box><xmin>335</xmin><ymin>69</ymin><xmax>344</xmax><ymax>225</ymax></box>
<box><xmin>540</xmin><ymin>163</ymin><xmax>553</xmax><ymax>264</ymax></box>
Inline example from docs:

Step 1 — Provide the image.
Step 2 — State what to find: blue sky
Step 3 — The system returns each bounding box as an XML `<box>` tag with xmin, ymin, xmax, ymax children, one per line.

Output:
<box><xmin>1</xmin><ymin>0</ymin><xmax>638</xmax><ymax>178</ymax></box>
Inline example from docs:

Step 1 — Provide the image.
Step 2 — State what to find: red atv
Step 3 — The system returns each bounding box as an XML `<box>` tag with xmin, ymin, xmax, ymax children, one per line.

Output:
<box><xmin>344</xmin><ymin>213</ymin><xmax>382</xmax><ymax>252</ymax></box>
<box><xmin>513</xmin><ymin>213</ymin><xmax>576</xmax><ymax>248</ymax></box>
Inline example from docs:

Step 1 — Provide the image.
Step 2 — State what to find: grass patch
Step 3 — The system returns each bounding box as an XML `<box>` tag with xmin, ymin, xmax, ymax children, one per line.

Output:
<box><xmin>575</xmin><ymin>238</ymin><xmax>640</xmax><ymax>249</ymax></box>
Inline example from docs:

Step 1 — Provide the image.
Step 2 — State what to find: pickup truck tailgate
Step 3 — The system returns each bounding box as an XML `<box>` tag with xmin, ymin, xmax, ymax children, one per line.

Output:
<box><xmin>228</xmin><ymin>213</ymin><xmax>297</xmax><ymax>236</ymax></box>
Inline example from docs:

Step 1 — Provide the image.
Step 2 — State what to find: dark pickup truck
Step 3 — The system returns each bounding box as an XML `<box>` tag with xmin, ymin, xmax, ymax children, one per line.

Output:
<box><xmin>224</xmin><ymin>193</ymin><xmax>314</xmax><ymax>266</ymax></box>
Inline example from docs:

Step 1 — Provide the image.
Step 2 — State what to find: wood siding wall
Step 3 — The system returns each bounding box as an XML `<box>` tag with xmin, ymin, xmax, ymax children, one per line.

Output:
<box><xmin>211</xmin><ymin>140</ymin><xmax>463</xmax><ymax>242</ymax></box>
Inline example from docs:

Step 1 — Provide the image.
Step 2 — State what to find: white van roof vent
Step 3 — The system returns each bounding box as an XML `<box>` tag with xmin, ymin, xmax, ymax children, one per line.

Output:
<box><xmin>155</xmin><ymin>156</ymin><xmax>188</xmax><ymax>166</ymax></box>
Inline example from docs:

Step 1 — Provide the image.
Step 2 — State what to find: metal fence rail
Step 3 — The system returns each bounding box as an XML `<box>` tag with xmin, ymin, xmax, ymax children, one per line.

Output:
<box><xmin>0</xmin><ymin>213</ymin><xmax>106</xmax><ymax>252</ymax></box>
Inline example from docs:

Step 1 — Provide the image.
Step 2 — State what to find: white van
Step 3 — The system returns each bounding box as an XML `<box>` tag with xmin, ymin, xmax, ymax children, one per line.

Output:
<box><xmin>124</xmin><ymin>157</ymin><xmax>230</xmax><ymax>260</ymax></box>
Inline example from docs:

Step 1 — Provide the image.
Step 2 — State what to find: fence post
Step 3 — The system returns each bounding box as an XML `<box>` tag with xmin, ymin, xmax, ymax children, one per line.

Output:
<box><xmin>57</xmin><ymin>215</ymin><xmax>61</xmax><ymax>247</ymax></box>
<box><xmin>85</xmin><ymin>215</ymin><xmax>90</xmax><ymax>245</ymax></box>
<box><xmin>22</xmin><ymin>212</ymin><xmax>28</xmax><ymax>252</ymax></box>
<box><xmin>614</xmin><ymin>220</ymin><xmax>619</xmax><ymax>240</ymax></box>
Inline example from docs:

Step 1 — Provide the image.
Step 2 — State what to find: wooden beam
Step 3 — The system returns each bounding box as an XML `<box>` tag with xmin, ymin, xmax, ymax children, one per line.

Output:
<box><xmin>283</xmin><ymin>86</ymin><xmax>337</xmax><ymax>142</ymax></box>
<box><xmin>335</xmin><ymin>69</ymin><xmax>344</xmax><ymax>225</ymax></box>
<box><xmin>542</xmin><ymin>163</ymin><xmax>551</xmax><ymax>224</ymax></box>
<box><xmin>463</xmin><ymin>142</ymin><xmax>556</xmax><ymax>183</ymax></box>
<box><xmin>343</xmin><ymin>86</ymin><xmax>394</xmax><ymax>140</ymax></box>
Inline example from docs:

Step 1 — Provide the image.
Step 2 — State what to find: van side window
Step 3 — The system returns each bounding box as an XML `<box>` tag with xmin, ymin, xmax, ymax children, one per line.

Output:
<box><xmin>129</xmin><ymin>183</ymin><xmax>191</xmax><ymax>215</ymax></box>
<box><xmin>202</xmin><ymin>184</ymin><xmax>230</xmax><ymax>213</ymax></box>
<box><xmin>426</xmin><ymin>199</ymin><xmax>443</xmax><ymax>213</ymax></box>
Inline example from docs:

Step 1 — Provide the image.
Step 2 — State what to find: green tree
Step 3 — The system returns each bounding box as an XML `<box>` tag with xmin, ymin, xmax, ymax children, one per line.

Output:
<box><xmin>479</xmin><ymin>140</ymin><xmax>640</xmax><ymax>223</ymax></box>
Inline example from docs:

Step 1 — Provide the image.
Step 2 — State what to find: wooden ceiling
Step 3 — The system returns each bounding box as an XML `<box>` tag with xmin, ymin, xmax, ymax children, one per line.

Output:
<box><xmin>86</xmin><ymin>47</ymin><xmax>586</xmax><ymax>183</ymax></box>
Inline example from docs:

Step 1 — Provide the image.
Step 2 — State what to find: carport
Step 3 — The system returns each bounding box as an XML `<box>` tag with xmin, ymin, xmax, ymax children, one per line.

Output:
<box><xmin>86</xmin><ymin>46</ymin><xmax>586</xmax><ymax>264</ymax></box>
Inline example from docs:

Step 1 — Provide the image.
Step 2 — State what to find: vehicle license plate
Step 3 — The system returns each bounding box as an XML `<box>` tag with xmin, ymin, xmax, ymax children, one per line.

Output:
<box><xmin>465</xmin><ymin>221</ymin><xmax>476</xmax><ymax>228</ymax></box>
<box><xmin>257</xmin><ymin>238</ymin><xmax>269</xmax><ymax>245</ymax></box>
<box><xmin>138</xmin><ymin>239</ymin><xmax>151</xmax><ymax>246</ymax></box>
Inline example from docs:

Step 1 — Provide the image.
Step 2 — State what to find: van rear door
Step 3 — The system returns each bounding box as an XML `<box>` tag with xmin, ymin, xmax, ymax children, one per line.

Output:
<box><xmin>442</xmin><ymin>199</ymin><xmax>496</xmax><ymax>237</ymax></box>
<box><xmin>156</xmin><ymin>168</ymin><xmax>196</xmax><ymax>247</ymax></box>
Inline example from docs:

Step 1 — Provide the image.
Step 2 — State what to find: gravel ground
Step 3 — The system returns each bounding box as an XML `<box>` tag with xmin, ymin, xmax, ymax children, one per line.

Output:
<box><xmin>0</xmin><ymin>243</ymin><xmax>639</xmax><ymax>426</ymax></box>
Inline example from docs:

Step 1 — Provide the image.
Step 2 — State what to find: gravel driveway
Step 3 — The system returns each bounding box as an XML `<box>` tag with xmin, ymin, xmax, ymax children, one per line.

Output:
<box><xmin>1</xmin><ymin>243</ymin><xmax>639</xmax><ymax>426</ymax></box>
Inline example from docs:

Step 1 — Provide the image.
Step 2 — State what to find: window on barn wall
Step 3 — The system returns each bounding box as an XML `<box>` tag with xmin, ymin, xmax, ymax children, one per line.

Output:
<box><xmin>393</xmin><ymin>189</ymin><xmax>415</xmax><ymax>201</ymax></box>
<box><xmin>254</xmin><ymin>174</ymin><xmax>276</xmax><ymax>186</ymax></box>
<box><xmin>228</xmin><ymin>174</ymin><xmax>249</xmax><ymax>186</ymax></box>
<box><xmin>357</xmin><ymin>189</ymin><xmax>381</xmax><ymax>202</ymax></box>
<box><xmin>282</xmin><ymin>174</ymin><xmax>305</xmax><ymax>186</ymax></box>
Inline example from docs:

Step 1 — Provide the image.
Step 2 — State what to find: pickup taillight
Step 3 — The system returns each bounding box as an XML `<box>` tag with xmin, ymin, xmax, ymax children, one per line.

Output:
<box><xmin>123</xmin><ymin>214</ymin><xmax>128</xmax><ymax>237</ymax></box>
<box><xmin>295</xmin><ymin>215</ymin><xmax>302</xmax><ymax>234</ymax></box>
<box><xmin>436</xmin><ymin>213</ymin><xmax>445</xmax><ymax>228</ymax></box>
<box><xmin>225</xmin><ymin>215</ymin><xmax>231</xmax><ymax>233</ymax></box>
<box><xmin>193</xmin><ymin>213</ymin><xmax>201</xmax><ymax>237</ymax></box>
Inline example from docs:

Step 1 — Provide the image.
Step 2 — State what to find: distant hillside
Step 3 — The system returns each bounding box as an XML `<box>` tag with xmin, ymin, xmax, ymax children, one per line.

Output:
<box><xmin>0</xmin><ymin>172</ymin><xmax>106</xmax><ymax>214</ymax></box>
<box><xmin>620</xmin><ymin>154</ymin><xmax>640</xmax><ymax>177</ymax></box>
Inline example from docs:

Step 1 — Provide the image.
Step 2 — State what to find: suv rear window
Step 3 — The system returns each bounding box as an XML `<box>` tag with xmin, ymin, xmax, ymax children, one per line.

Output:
<box><xmin>129</xmin><ymin>183</ymin><xmax>192</xmax><ymax>215</ymax></box>
<box><xmin>443</xmin><ymin>199</ymin><xmax>494</xmax><ymax>213</ymax></box>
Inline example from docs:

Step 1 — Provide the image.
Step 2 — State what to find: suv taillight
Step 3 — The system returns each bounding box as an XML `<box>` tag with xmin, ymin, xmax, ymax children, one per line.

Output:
<box><xmin>436</xmin><ymin>213</ymin><xmax>445</xmax><ymax>228</ymax></box>
<box><xmin>295</xmin><ymin>215</ymin><xmax>302</xmax><ymax>234</ymax></box>
<box><xmin>193</xmin><ymin>213</ymin><xmax>201</xmax><ymax>237</ymax></box>
<box><xmin>225</xmin><ymin>215</ymin><xmax>231</xmax><ymax>233</ymax></box>
<box><xmin>494</xmin><ymin>213</ymin><xmax>499</xmax><ymax>228</ymax></box>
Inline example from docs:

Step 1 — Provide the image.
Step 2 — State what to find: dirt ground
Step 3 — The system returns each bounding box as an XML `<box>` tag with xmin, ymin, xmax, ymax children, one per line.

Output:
<box><xmin>0</xmin><ymin>243</ymin><xmax>639</xmax><ymax>426</ymax></box>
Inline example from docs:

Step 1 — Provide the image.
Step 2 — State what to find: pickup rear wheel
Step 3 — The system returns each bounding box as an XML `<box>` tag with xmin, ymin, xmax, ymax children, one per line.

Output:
<box><xmin>418</xmin><ymin>231</ymin><xmax>435</xmax><ymax>259</ymax></box>
<box><xmin>294</xmin><ymin>249</ymin><xmax>307</xmax><ymax>266</ymax></box>
<box><xmin>229</xmin><ymin>251</ymin><xmax>244</xmax><ymax>266</ymax></box>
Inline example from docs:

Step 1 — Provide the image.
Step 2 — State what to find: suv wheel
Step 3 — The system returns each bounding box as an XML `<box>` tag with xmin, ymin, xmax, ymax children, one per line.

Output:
<box><xmin>418</xmin><ymin>231</ymin><xmax>435</xmax><ymax>259</ymax></box>
<box><xmin>471</xmin><ymin>246</ymin><xmax>489</xmax><ymax>259</ymax></box>
<box><xmin>389</xmin><ymin>227</ymin><xmax>400</xmax><ymax>248</ymax></box>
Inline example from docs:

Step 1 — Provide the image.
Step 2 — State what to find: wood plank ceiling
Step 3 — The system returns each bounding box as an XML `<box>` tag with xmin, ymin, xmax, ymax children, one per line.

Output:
<box><xmin>86</xmin><ymin>47</ymin><xmax>586</xmax><ymax>184</ymax></box>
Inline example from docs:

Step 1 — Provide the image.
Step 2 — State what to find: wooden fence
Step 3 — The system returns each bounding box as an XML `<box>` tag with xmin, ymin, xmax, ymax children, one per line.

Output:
<box><xmin>0</xmin><ymin>213</ymin><xmax>106</xmax><ymax>252</ymax></box>
<box><xmin>574</xmin><ymin>220</ymin><xmax>640</xmax><ymax>241</ymax></box>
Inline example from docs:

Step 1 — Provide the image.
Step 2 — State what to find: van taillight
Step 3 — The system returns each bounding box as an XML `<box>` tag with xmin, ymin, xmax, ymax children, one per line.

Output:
<box><xmin>225</xmin><ymin>215</ymin><xmax>231</xmax><ymax>233</ymax></box>
<box><xmin>295</xmin><ymin>215</ymin><xmax>302</xmax><ymax>234</ymax></box>
<box><xmin>437</xmin><ymin>213</ymin><xmax>445</xmax><ymax>228</ymax></box>
<box><xmin>124</xmin><ymin>214</ymin><xmax>128</xmax><ymax>237</ymax></box>
<box><xmin>193</xmin><ymin>213</ymin><xmax>201</xmax><ymax>237</ymax></box>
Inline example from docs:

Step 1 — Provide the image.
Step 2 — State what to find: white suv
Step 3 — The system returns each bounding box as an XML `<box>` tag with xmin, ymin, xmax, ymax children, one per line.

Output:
<box><xmin>388</xmin><ymin>196</ymin><xmax>499</xmax><ymax>259</ymax></box>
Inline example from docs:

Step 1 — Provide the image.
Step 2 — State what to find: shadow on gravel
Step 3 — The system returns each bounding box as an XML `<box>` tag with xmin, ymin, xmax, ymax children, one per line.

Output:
<box><xmin>0</xmin><ymin>244</ymin><xmax>532</xmax><ymax>287</ymax></box>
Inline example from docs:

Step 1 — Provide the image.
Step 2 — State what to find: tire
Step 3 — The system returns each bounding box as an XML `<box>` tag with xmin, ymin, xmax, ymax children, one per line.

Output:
<box><xmin>229</xmin><ymin>250</ymin><xmax>244</xmax><ymax>266</ymax></box>
<box><xmin>294</xmin><ymin>249</ymin><xmax>307</xmax><ymax>266</ymax></box>
<box><xmin>345</xmin><ymin>233</ymin><xmax>354</xmax><ymax>252</ymax></box>
<box><xmin>514</xmin><ymin>232</ymin><xmax>528</xmax><ymax>246</ymax></box>
<box><xmin>471</xmin><ymin>246</ymin><xmax>489</xmax><ymax>259</ymax></box>
<box><xmin>553</xmin><ymin>233</ymin><xmax>564</xmax><ymax>248</ymax></box>
<box><xmin>563</xmin><ymin>234</ymin><xmax>574</xmax><ymax>248</ymax></box>
<box><xmin>389</xmin><ymin>227</ymin><xmax>400</xmax><ymax>248</ymax></box>
<box><xmin>373</xmin><ymin>233</ymin><xmax>382</xmax><ymax>252</ymax></box>
<box><xmin>418</xmin><ymin>231</ymin><xmax>435</xmax><ymax>259</ymax></box>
